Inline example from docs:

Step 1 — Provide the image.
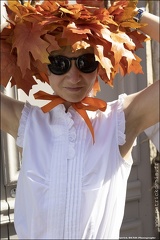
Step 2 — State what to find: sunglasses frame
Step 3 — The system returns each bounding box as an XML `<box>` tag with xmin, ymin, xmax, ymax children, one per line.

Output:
<box><xmin>48</xmin><ymin>53</ymin><xmax>99</xmax><ymax>75</ymax></box>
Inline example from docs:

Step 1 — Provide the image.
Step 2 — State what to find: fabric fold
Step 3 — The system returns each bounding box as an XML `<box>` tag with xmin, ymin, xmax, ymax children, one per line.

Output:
<box><xmin>16</xmin><ymin>102</ymin><xmax>32</xmax><ymax>148</ymax></box>
<box><xmin>117</xmin><ymin>94</ymin><xmax>127</xmax><ymax>146</ymax></box>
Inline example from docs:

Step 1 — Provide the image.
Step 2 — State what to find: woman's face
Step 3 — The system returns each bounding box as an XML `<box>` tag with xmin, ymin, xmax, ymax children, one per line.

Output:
<box><xmin>48</xmin><ymin>47</ymin><xmax>98</xmax><ymax>103</ymax></box>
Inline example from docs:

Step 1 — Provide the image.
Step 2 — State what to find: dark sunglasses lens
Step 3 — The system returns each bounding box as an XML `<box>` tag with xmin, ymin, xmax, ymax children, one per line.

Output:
<box><xmin>77</xmin><ymin>54</ymin><xmax>99</xmax><ymax>73</ymax></box>
<box><xmin>48</xmin><ymin>56</ymin><xmax>70</xmax><ymax>75</ymax></box>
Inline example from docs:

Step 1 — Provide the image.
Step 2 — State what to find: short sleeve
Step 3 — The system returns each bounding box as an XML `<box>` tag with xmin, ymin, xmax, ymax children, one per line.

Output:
<box><xmin>117</xmin><ymin>94</ymin><xmax>127</xmax><ymax>146</ymax></box>
<box><xmin>117</xmin><ymin>93</ymin><xmax>137</xmax><ymax>165</ymax></box>
<box><xmin>16</xmin><ymin>102</ymin><xmax>32</xmax><ymax>148</ymax></box>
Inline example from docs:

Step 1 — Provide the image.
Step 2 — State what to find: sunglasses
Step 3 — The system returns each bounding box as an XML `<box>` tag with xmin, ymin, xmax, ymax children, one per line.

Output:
<box><xmin>48</xmin><ymin>53</ymin><xmax>99</xmax><ymax>75</ymax></box>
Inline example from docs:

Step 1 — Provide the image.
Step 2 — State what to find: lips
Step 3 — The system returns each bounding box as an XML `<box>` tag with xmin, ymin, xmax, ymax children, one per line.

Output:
<box><xmin>64</xmin><ymin>87</ymin><xmax>83</xmax><ymax>92</ymax></box>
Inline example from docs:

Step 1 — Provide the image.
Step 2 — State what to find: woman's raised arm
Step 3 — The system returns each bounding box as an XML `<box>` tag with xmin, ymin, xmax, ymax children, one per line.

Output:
<box><xmin>136</xmin><ymin>8</ymin><xmax>159</xmax><ymax>42</ymax></box>
<box><xmin>0</xmin><ymin>92</ymin><xmax>24</xmax><ymax>139</ymax></box>
<box><xmin>120</xmin><ymin>80</ymin><xmax>159</xmax><ymax>158</ymax></box>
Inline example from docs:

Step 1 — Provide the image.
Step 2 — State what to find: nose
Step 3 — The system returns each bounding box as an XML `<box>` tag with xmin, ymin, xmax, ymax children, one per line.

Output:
<box><xmin>67</xmin><ymin>60</ymin><xmax>81</xmax><ymax>84</ymax></box>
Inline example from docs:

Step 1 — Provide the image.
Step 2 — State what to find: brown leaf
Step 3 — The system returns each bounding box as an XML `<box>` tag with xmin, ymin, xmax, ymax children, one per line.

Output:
<box><xmin>0</xmin><ymin>41</ymin><xmax>17</xmax><ymax>87</ymax></box>
<box><xmin>11</xmin><ymin>68</ymin><xmax>37</xmax><ymax>95</ymax></box>
<box><xmin>94</xmin><ymin>44</ymin><xmax>113</xmax><ymax>79</ymax></box>
<box><xmin>44</xmin><ymin>34</ymin><xmax>61</xmax><ymax>53</ymax></box>
<box><xmin>119</xmin><ymin>53</ymin><xmax>143</xmax><ymax>77</ymax></box>
<box><xmin>127</xmin><ymin>30</ymin><xmax>149</xmax><ymax>50</ymax></box>
<box><xmin>12</xmin><ymin>21</ymin><xmax>50</xmax><ymax>76</ymax></box>
<box><xmin>119</xmin><ymin>56</ymin><xmax>128</xmax><ymax>76</ymax></box>
<box><xmin>128</xmin><ymin>54</ymin><xmax>143</xmax><ymax>74</ymax></box>
<box><xmin>31</xmin><ymin>58</ymin><xmax>49</xmax><ymax>84</ymax></box>
<box><xmin>60</xmin><ymin>22</ymin><xmax>91</xmax><ymax>46</ymax></box>
<box><xmin>108</xmin><ymin>0</ymin><xmax>137</xmax><ymax>20</ymax></box>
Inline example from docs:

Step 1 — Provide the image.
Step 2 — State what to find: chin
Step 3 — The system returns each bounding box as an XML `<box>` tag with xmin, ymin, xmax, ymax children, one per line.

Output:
<box><xmin>66</xmin><ymin>97</ymin><xmax>84</xmax><ymax>103</ymax></box>
<box><xmin>63</xmin><ymin>92</ymin><xmax>88</xmax><ymax>103</ymax></box>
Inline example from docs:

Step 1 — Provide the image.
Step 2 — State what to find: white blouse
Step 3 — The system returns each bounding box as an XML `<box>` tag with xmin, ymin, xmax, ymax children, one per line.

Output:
<box><xmin>15</xmin><ymin>94</ymin><xmax>134</xmax><ymax>239</ymax></box>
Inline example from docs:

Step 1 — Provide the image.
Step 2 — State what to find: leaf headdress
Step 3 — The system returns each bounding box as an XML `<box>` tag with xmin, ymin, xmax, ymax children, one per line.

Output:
<box><xmin>1</xmin><ymin>0</ymin><xmax>148</xmax><ymax>95</ymax></box>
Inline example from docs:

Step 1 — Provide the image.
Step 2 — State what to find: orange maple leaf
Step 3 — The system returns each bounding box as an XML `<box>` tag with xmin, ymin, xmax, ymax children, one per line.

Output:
<box><xmin>128</xmin><ymin>54</ymin><xmax>143</xmax><ymax>74</ymax></box>
<box><xmin>10</xmin><ymin>68</ymin><xmax>37</xmax><ymax>95</ymax></box>
<box><xmin>60</xmin><ymin>22</ymin><xmax>91</xmax><ymax>46</ymax></box>
<box><xmin>127</xmin><ymin>30</ymin><xmax>149</xmax><ymax>50</ymax></box>
<box><xmin>43</xmin><ymin>34</ymin><xmax>61</xmax><ymax>53</ymax></box>
<box><xmin>12</xmin><ymin>21</ymin><xmax>50</xmax><ymax>76</ymax></box>
<box><xmin>110</xmin><ymin>31</ymin><xmax>135</xmax><ymax>64</ymax></box>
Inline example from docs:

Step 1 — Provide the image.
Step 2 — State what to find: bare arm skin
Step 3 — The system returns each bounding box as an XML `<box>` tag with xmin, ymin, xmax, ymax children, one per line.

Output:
<box><xmin>0</xmin><ymin>92</ymin><xmax>24</xmax><ymax>139</ymax></box>
<box><xmin>119</xmin><ymin>8</ymin><xmax>160</xmax><ymax>159</ymax></box>
<box><xmin>120</xmin><ymin>80</ymin><xmax>159</xmax><ymax>158</ymax></box>
<box><xmin>137</xmin><ymin>9</ymin><xmax>160</xmax><ymax>43</ymax></box>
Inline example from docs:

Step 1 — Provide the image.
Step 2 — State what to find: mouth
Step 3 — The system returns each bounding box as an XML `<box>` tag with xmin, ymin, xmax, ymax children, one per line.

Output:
<box><xmin>64</xmin><ymin>87</ymin><xmax>83</xmax><ymax>92</ymax></box>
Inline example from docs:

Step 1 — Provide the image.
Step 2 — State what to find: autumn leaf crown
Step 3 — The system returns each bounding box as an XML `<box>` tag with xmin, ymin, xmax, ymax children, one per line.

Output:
<box><xmin>1</xmin><ymin>0</ymin><xmax>148</xmax><ymax>95</ymax></box>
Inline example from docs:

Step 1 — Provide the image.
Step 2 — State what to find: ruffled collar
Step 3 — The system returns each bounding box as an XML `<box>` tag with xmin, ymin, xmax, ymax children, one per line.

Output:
<box><xmin>34</xmin><ymin>91</ymin><xmax>107</xmax><ymax>143</ymax></box>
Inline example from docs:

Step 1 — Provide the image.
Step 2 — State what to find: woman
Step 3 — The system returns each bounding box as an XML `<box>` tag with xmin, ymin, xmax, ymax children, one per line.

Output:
<box><xmin>1</xmin><ymin>0</ymin><xmax>159</xmax><ymax>239</ymax></box>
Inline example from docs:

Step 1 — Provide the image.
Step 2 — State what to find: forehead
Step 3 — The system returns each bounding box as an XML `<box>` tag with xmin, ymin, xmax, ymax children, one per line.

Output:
<box><xmin>50</xmin><ymin>46</ymin><xmax>94</xmax><ymax>57</ymax></box>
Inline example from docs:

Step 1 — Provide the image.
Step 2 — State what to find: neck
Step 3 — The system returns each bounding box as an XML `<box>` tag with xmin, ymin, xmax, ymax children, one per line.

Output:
<box><xmin>64</xmin><ymin>102</ymin><xmax>72</xmax><ymax>112</ymax></box>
